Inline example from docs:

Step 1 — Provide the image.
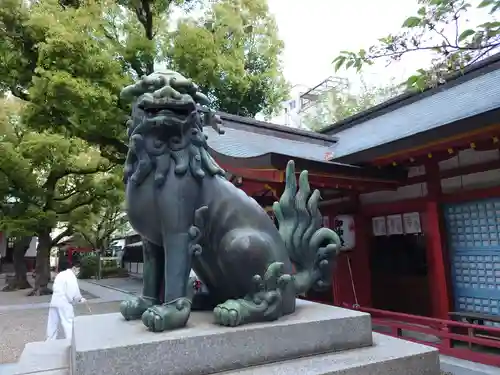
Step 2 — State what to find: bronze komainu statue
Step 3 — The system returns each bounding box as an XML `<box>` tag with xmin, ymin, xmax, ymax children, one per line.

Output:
<box><xmin>119</xmin><ymin>71</ymin><xmax>341</xmax><ymax>332</ymax></box>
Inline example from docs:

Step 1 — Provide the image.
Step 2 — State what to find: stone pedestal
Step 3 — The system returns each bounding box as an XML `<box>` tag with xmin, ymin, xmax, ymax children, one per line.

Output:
<box><xmin>72</xmin><ymin>300</ymin><xmax>373</xmax><ymax>375</ymax></box>
<box><xmin>10</xmin><ymin>301</ymin><xmax>441</xmax><ymax>375</ymax></box>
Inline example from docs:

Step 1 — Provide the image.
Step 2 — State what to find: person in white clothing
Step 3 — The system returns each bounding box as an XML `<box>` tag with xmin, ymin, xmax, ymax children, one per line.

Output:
<box><xmin>46</xmin><ymin>260</ymin><xmax>86</xmax><ymax>341</ymax></box>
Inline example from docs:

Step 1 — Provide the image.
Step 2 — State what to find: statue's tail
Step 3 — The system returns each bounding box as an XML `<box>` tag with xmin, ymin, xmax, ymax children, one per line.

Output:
<box><xmin>273</xmin><ymin>160</ymin><xmax>341</xmax><ymax>295</ymax></box>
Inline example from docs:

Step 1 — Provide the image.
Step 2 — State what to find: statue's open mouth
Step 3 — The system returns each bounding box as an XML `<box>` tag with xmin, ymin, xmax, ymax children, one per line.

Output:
<box><xmin>138</xmin><ymin>94</ymin><xmax>197</xmax><ymax>116</ymax></box>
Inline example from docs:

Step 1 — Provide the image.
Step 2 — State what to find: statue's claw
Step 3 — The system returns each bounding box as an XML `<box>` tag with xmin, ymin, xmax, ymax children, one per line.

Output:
<box><xmin>214</xmin><ymin>300</ymin><xmax>245</xmax><ymax>327</ymax></box>
<box><xmin>120</xmin><ymin>296</ymin><xmax>156</xmax><ymax>321</ymax></box>
<box><xmin>141</xmin><ymin>298</ymin><xmax>191</xmax><ymax>332</ymax></box>
<box><xmin>213</xmin><ymin>262</ymin><xmax>293</xmax><ymax>327</ymax></box>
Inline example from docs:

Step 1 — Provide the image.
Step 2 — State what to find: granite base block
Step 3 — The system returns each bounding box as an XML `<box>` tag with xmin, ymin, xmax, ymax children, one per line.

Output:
<box><xmin>219</xmin><ymin>333</ymin><xmax>441</xmax><ymax>375</ymax></box>
<box><xmin>72</xmin><ymin>300</ymin><xmax>373</xmax><ymax>375</ymax></box>
<box><xmin>11</xmin><ymin>339</ymin><xmax>70</xmax><ymax>375</ymax></box>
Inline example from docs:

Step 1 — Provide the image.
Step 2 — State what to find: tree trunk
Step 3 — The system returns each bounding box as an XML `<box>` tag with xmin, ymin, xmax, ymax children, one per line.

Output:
<box><xmin>2</xmin><ymin>236</ymin><xmax>32</xmax><ymax>291</ymax></box>
<box><xmin>28</xmin><ymin>231</ymin><xmax>52</xmax><ymax>296</ymax></box>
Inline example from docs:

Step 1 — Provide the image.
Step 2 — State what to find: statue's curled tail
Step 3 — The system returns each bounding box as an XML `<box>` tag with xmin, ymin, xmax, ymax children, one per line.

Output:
<box><xmin>273</xmin><ymin>160</ymin><xmax>341</xmax><ymax>295</ymax></box>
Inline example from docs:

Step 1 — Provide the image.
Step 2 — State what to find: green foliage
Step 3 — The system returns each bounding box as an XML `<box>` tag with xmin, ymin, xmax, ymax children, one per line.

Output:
<box><xmin>0</xmin><ymin>98</ymin><xmax>122</xmax><ymax>240</ymax></box>
<box><xmin>78</xmin><ymin>253</ymin><xmax>99</xmax><ymax>279</ymax></box>
<box><xmin>0</xmin><ymin>0</ymin><xmax>289</xmax><ymax>165</ymax></box>
<box><xmin>332</xmin><ymin>0</ymin><xmax>500</xmax><ymax>90</ymax></box>
<box><xmin>74</xmin><ymin>204</ymin><xmax>128</xmax><ymax>251</ymax></box>
<box><xmin>78</xmin><ymin>253</ymin><xmax>127</xmax><ymax>279</ymax></box>
<box><xmin>302</xmin><ymin>79</ymin><xmax>401</xmax><ymax>131</ymax></box>
<box><xmin>0</xmin><ymin>0</ymin><xmax>288</xmax><ymax>288</ymax></box>
<box><xmin>166</xmin><ymin>0</ymin><xmax>290</xmax><ymax>117</ymax></box>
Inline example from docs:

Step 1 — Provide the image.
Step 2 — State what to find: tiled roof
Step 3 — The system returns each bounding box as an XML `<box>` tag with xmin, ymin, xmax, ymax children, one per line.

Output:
<box><xmin>205</xmin><ymin>127</ymin><xmax>336</xmax><ymax>163</ymax></box>
<box><xmin>330</xmin><ymin>67</ymin><xmax>500</xmax><ymax>159</ymax></box>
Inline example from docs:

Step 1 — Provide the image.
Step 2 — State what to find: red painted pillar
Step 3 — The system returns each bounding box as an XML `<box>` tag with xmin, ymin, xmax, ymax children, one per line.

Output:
<box><xmin>68</xmin><ymin>247</ymin><xmax>73</xmax><ymax>265</ymax></box>
<box><xmin>425</xmin><ymin>162</ymin><xmax>452</xmax><ymax>319</ymax></box>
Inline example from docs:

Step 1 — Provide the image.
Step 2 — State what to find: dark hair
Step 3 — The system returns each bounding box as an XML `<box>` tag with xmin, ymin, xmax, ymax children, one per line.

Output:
<box><xmin>58</xmin><ymin>258</ymin><xmax>71</xmax><ymax>272</ymax></box>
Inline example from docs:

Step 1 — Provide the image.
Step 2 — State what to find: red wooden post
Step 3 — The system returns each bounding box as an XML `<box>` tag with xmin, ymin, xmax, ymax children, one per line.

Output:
<box><xmin>68</xmin><ymin>246</ymin><xmax>73</xmax><ymax>265</ymax></box>
<box><xmin>425</xmin><ymin>162</ymin><xmax>452</xmax><ymax>319</ymax></box>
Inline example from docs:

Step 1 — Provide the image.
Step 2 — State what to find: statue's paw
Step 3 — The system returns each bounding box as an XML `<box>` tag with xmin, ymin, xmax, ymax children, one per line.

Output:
<box><xmin>120</xmin><ymin>296</ymin><xmax>155</xmax><ymax>321</ymax></box>
<box><xmin>213</xmin><ymin>300</ymin><xmax>244</xmax><ymax>327</ymax></box>
<box><xmin>141</xmin><ymin>298</ymin><xmax>191</xmax><ymax>332</ymax></box>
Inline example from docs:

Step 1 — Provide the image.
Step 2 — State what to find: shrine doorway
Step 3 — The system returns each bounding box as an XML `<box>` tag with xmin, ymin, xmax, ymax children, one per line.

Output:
<box><xmin>369</xmin><ymin>233</ymin><xmax>432</xmax><ymax>316</ymax></box>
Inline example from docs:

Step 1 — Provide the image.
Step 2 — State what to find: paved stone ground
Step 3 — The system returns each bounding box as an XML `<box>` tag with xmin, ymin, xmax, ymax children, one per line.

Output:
<box><xmin>0</xmin><ymin>301</ymin><xmax>120</xmax><ymax>364</ymax></box>
<box><xmin>0</xmin><ymin>275</ymin><xmax>96</xmax><ymax>307</ymax></box>
<box><xmin>0</xmin><ymin>274</ymin><xmax>130</xmax><ymax>365</ymax></box>
<box><xmin>3</xmin><ymin>276</ymin><xmax>496</xmax><ymax>374</ymax></box>
<box><xmin>88</xmin><ymin>277</ymin><xmax>142</xmax><ymax>294</ymax></box>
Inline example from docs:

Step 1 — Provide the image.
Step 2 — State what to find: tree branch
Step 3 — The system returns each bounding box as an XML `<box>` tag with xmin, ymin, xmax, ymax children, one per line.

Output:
<box><xmin>101</xmin><ymin>27</ymin><xmax>146</xmax><ymax>79</ymax></box>
<box><xmin>133</xmin><ymin>0</ymin><xmax>155</xmax><ymax>74</ymax></box>
<box><xmin>0</xmin><ymin>166</ymin><xmax>38</xmax><ymax>206</ymax></box>
<box><xmin>54</xmin><ymin>181</ymin><xmax>117</xmax><ymax>215</ymax></box>
<box><xmin>10</xmin><ymin>86</ymin><xmax>30</xmax><ymax>102</ymax></box>
<box><xmin>42</xmin><ymin>164</ymin><xmax>113</xmax><ymax>212</ymax></box>
<box><xmin>53</xmin><ymin>189</ymin><xmax>81</xmax><ymax>201</ymax></box>
<box><xmin>367</xmin><ymin>41</ymin><xmax>500</xmax><ymax>61</ymax></box>
<box><xmin>51</xmin><ymin>226</ymin><xmax>73</xmax><ymax>247</ymax></box>
<box><xmin>77</xmin><ymin>230</ymin><xmax>96</xmax><ymax>250</ymax></box>
<box><xmin>64</xmin><ymin>164</ymin><xmax>114</xmax><ymax>176</ymax></box>
<box><xmin>67</xmin><ymin>118</ymin><xmax>129</xmax><ymax>161</ymax></box>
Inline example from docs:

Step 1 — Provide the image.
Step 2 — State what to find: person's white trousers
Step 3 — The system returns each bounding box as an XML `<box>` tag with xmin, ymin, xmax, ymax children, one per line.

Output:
<box><xmin>46</xmin><ymin>304</ymin><xmax>74</xmax><ymax>340</ymax></box>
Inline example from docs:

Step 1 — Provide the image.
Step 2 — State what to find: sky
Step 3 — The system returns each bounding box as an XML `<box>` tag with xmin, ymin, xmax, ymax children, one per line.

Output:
<box><xmin>267</xmin><ymin>0</ymin><xmax>423</xmax><ymax>90</ymax></box>
<box><xmin>266</xmin><ymin>0</ymin><xmax>492</xmax><ymax>93</ymax></box>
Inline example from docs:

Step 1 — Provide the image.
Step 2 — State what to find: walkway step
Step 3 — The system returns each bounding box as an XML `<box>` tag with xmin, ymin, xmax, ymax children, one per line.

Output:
<box><xmin>11</xmin><ymin>340</ymin><xmax>70</xmax><ymax>375</ymax></box>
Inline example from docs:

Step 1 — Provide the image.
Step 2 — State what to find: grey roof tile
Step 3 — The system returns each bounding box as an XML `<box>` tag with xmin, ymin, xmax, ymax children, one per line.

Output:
<box><xmin>205</xmin><ymin>127</ymin><xmax>335</xmax><ymax>162</ymax></box>
<box><xmin>331</xmin><ymin>68</ymin><xmax>500</xmax><ymax>158</ymax></box>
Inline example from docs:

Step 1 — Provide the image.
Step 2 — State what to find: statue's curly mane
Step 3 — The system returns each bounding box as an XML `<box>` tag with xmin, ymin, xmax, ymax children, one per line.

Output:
<box><xmin>121</xmin><ymin>72</ymin><xmax>226</xmax><ymax>187</ymax></box>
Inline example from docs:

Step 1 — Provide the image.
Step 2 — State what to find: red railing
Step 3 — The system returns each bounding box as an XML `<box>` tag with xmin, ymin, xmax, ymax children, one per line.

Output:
<box><xmin>342</xmin><ymin>303</ymin><xmax>500</xmax><ymax>367</ymax></box>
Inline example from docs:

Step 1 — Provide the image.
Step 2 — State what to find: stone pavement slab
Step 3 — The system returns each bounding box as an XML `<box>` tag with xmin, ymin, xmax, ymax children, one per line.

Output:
<box><xmin>85</xmin><ymin>278</ymin><xmax>142</xmax><ymax>295</ymax></box>
<box><xmin>439</xmin><ymin>355</ymin><xmax>500</xmax><ymax>375</ymax></box>
<box><xmin>0</xmin><ymin>280</ymin><xmax>130</xmax><ymax>313</ymax></box>
<box><xmin>12</xmin><ymin>340</ymin><xmax>70</xmax><ymax>375</ymax></box>
<box><xmin>0</xmin><ymin>301</ymin><xmax>120</xmax><ymax>364</ymax></box>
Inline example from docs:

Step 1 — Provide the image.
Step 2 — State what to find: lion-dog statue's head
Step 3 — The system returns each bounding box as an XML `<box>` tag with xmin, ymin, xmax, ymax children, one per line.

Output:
<box><xmin>120</xmin><ymin>71</ymin><xmax>225</xmax><ymax>187</ymax></box>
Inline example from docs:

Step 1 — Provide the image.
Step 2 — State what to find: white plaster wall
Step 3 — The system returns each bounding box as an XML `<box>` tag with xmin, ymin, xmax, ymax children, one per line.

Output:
<box><xmin>360</xmin><ymin>165</ymin><xmax>428</xmax><ymax>204</ymax></box>
<box><xmin>439</xmin><ymin>148</ymin><xmax>500</xmax><ymax>194</ymax></box>
<box><xmin>360</xmin><ymin>182</ymin><xmax>428</xmax><ymax>204</ymax></box>
<box><xmin>360</xmin><ymin>148</ymin><xmax>500</xmax><ymax>205</ymax></box>
<box><xmin>438</xmin><ymin>148</ymin><xmax>499</xmax><ymax>171</ymax></box>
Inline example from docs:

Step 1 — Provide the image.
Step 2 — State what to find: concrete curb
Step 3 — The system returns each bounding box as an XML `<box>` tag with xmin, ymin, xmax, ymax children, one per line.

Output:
<box><xmin>440</xmin><ymin>355</ymin><xmax>499</xmax><ymax>375</ymax></box>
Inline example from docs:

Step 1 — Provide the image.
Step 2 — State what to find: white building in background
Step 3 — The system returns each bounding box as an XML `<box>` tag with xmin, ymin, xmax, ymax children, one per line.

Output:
<box><xmin>257</xmin><ymin>77</ymin><xmax>349</xmax><ymax>130</ymax></box>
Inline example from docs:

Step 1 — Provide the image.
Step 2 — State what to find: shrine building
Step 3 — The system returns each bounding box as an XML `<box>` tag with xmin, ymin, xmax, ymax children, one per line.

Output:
<box><xmin>57</xmin><ymin>52</ymin><xmax>500</xmax><ymax>365</ymax></box>
<box><xmin>208</xmin><ymin>52</ymin><xmax>500</xmax><ymax>327</ymax></box>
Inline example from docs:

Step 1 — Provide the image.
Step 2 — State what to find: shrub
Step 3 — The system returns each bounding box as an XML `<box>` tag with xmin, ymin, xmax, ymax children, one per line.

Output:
<box><xmin>78</xmin><ymin>253</ymin><xmax>99</xmax><ymax>279</ymax></box>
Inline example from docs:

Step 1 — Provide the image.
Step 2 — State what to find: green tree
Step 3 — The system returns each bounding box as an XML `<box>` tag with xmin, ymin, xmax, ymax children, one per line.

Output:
<box><xmin>0</xmin><ymin>0</ymin><xmax>288</xmax><ymax>293</ymax></box>
<box><xmin>0</xmin><ymin>98</ymin><xmax>34</xmax><ymax>290</ymax></box>
<box><xmin>0</xmin><ymin>0</ymin><xmax>288</xmax><ymax>165</ymax></box>
<box><xmin>0</xmin><ymin>99</ymin><xmax>121</xmax><ymax>294</ymax></box>
<box><xmin>333</xmin><ymin>0</ymin><xmax>500</xmax><ymax>90</ymax></box>
<box><xmin>166</xmin><ymin>0</ymin><xmax>290</xmax><ymax>117</ymax></box>
<box><xmin>302</xmin><ymin>79</ymin><xmax>401</xmax><ymax>131</ymax></box>
<box><xmin>73</xmin><ymin>203</ymin><xmax>128</xmax><ymax>253</ymax></box>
